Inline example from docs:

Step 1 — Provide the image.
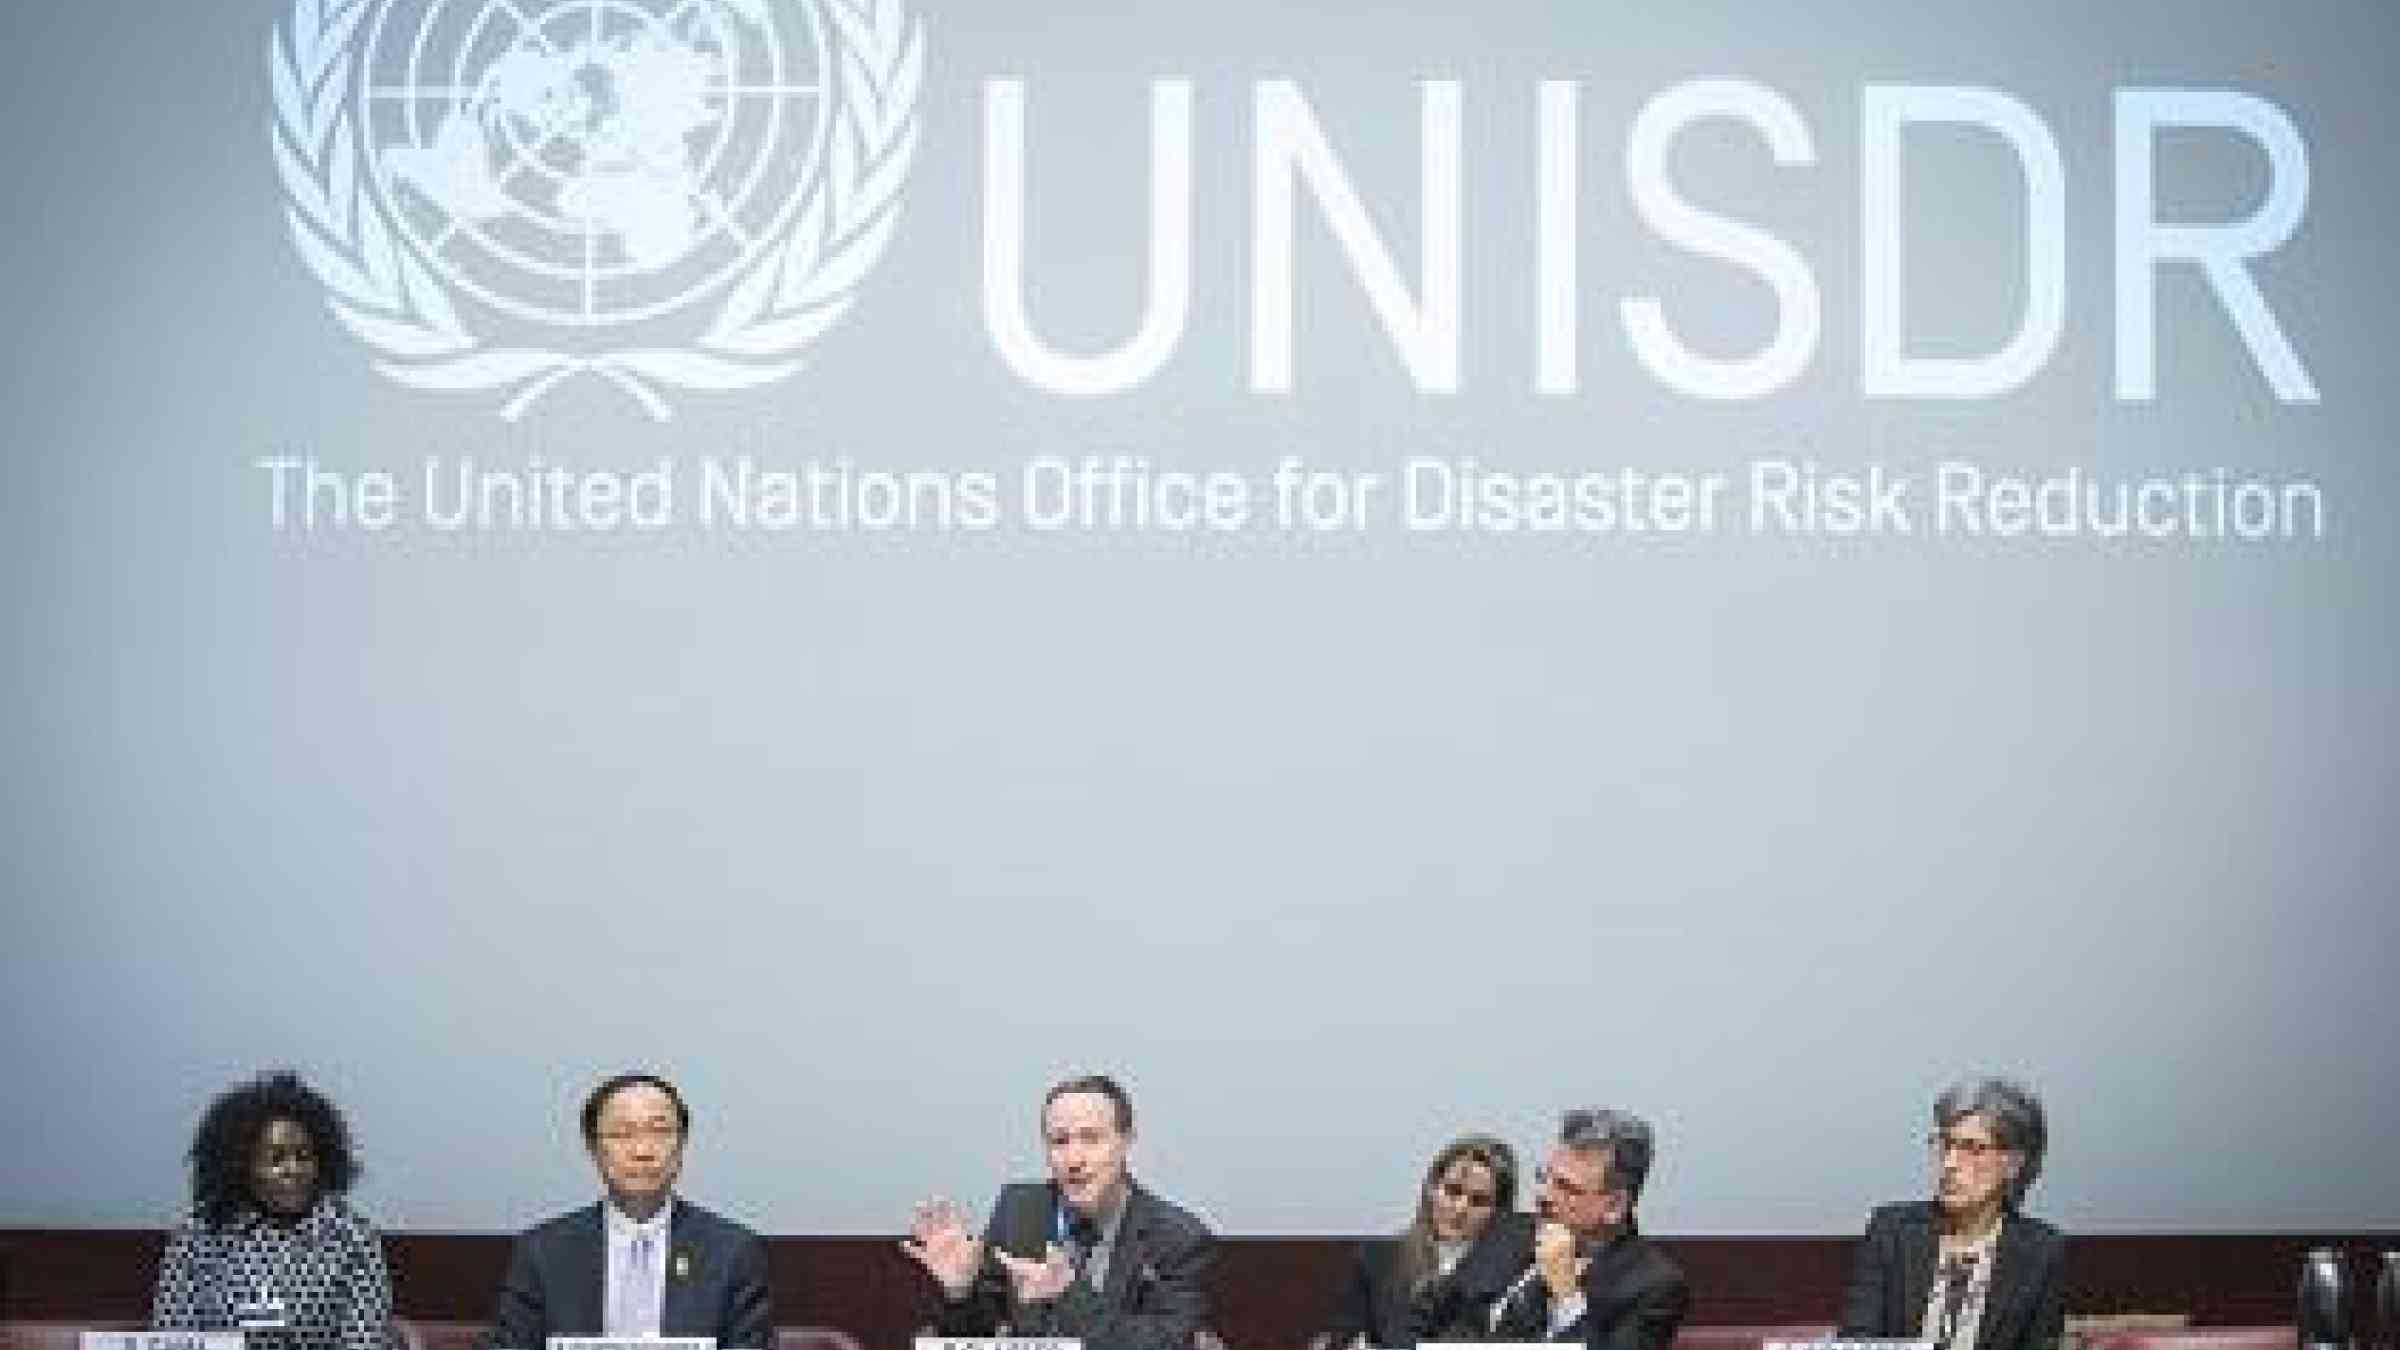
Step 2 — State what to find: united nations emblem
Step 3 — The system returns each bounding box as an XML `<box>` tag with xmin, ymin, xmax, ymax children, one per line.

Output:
<box><xmin>271</xmin><ymin>0</ymin><xmax>923</xmax><ymax>419</ymax></box>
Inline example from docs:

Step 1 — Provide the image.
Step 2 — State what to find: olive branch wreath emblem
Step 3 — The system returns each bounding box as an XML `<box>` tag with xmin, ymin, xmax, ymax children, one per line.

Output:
<box><xmin>270</xmin><ymin>0</ymin><xmax>922</xmax><ymax>420</ymax></box>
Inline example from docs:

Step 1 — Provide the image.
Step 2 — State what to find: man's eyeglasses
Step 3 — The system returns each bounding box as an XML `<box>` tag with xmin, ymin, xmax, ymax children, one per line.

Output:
<box><xmin>1536</xmin><ymin>1165</ymin><xmax>1611</xmax><ymax>1203</ymax></box>
<box><xmin>598</xmin><ymin>1124</ymin><xmax>683</xmax><ymax>1147</ymax></box>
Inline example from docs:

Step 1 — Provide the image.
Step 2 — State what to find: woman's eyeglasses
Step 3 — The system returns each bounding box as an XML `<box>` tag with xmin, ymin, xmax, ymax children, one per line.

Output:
<box><xmin>1927</xmin><ymin>1131</ymin><xmax>2009</xmax><ymax>1160</ymax></box>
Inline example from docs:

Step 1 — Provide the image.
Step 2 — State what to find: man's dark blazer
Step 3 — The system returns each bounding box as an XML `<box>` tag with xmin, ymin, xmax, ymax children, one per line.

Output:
<box><xmin>934</xmin><ymin>1179</ymin><xmax>1214</xmax><ymax>1350</ymax></box>
<box><xmin>1838</xmin><ymin>1201</ymin><xmax>2067</xmax><ymax>1350</ymax></box>
<box><xmin>486</xmin><ymin>1200</ymin><xmax>773</xmax><ymax>1350</ymax></box>
<box><xmin>1355</xmin><ymin>1211</ymin><xmax>1537</xmax><ymax>1346</ymax></box>
<box><xmin>1322</xmin><ymin>1238</ymin><xmax>1416</xmax><ymax>1350</ymax></box>
<box><xmin>1486</xmin><ymin>1222</ymin><xmax>1689</xmax><ymax>1350</ymax></box>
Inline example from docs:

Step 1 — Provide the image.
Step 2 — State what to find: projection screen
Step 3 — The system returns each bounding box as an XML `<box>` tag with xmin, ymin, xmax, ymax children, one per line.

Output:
<box><xmin>2</xmin><ymin>0</ymin><xmax>2394</xmax><ymax>1236</ymax></box>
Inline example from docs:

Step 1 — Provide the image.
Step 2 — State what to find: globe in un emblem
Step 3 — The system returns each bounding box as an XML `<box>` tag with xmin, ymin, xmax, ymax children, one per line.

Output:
<box><xmin>272</xmin><ymin>0</ymin><xmax>921</xmax><ymax>417</ymax></box>
<box><xmin>363</xmin><ymin>0</ymin><xmax>827</xmax><ymax>325</ymax></box>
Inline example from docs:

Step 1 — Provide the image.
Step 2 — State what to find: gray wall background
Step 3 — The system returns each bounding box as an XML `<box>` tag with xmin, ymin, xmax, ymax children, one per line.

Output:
<box><xmin>2</xmin><ymin>0</ymin><xmax>2395</xmax><ymax>1235</ymax></box>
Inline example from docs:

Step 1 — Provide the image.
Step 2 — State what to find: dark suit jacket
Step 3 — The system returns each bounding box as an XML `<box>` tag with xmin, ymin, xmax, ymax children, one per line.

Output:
<box><xmin>1838</xmin><ymin>1202</ymin><xmax>2066</xmax><ymax>1350</ymax></box>
<box><xmin>1487</xmin><ymin>1223</ymin><xmax>1689</xmax><ymax>1350</ymax></box>
<box><xmin>1323</xmin><ymin>1239</ymin><xmax>1414</xmax><ymax>1350</ymax></box>
<box><xmin>487</xmin><ymin>1200</ymin><xmax>773</xmax><ymax>1350</ymax></box>
<box><xmin>934</xmin><ymin>1179</ymin><xmax>1214</xmax><ymax>1350</ymax></box>
<box><xmin>1356</xmin><ymin>1212</ymin><xmax>1539</xmax><ymax>1347</ymax></box>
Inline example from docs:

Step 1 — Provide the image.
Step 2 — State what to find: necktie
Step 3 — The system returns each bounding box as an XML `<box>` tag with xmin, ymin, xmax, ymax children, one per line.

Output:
<box><xmin>615</xmin><ymin>1230</ymin><xmax>656</xmax><ymax>1335</ymax></box>
<box><xmin>1065</xmin><ymin>1215</ymin><xmax>1101</xmax><ymax>1281</ymax></box>
<box><xmin>1934</xmin><ymin>1254</ymin><xmax>1978</xmax><ymax>1350</ymax></box>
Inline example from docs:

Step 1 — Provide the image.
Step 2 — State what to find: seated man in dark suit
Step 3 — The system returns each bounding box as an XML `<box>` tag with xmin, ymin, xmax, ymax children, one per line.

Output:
<box><xmin>1483</xmin><ymin>1109</ymin><xmax>1688</xmax><ymax>1350</ymax></box>
<box><xmin>488</xmin><ymin>1073</ymin><xmax>773</xmax><ymax>1350</ymax></box>
<box><xmin>902</xmin><ymin>1073</ymin><xmax>1214</xmax><ymax>1350</ymax></box>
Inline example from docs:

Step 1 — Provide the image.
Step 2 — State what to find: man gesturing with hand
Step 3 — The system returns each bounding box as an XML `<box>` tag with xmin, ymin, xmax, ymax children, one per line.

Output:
<box><xmin>903</xmin><ymin>1075</ymin><xmax>1215</xmax><ymax>1350</ymax></box>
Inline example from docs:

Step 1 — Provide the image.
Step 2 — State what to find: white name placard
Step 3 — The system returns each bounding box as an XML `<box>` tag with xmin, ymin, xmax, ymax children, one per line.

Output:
<box><xmin>1422</xmin><ymin>1342</ymin><xmax>1552</xmax><ymax>1350</ymax></box>
<box><xmin>83</xmin><ymin>1334</ymin><xmax>244</xmax><ymax>1350</ymax></box>
<box><xmin>549</xmin><ymin>1337</ymin><xmax>715</xmax><ymax>1350</ymax></box>
<box><xmin>1766</xmin><ymin>1340</ymin><xmax>1935</xmax><ymax>1350</ymax></box>
<box><xmin>915</xmin><ymin>1337</ymin><xmax>1082</xmax><ymax>1350</ymax></box>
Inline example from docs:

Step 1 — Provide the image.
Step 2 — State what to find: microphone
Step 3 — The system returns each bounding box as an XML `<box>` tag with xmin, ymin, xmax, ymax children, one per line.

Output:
<box><xmin>1489</xmin><ymin>1261</ymin><xmax>1544</xmax><ymax>1333</ymax></box>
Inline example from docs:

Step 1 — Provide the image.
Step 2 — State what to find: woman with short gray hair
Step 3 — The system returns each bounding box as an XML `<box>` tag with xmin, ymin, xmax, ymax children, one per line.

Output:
<box><xmin>1837</xmin><ymin>1077</ymin><xmax>2067</xmax><ymax>1350</ymax></box>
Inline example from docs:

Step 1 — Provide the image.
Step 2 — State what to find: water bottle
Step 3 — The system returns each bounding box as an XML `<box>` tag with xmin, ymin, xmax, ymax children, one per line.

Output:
<box><xmin>2300</xmin><ymin>1247</ymin><xmax>2351</xmax><ymax>1350</ymax></box>
<box><xmin>2374</xmin><ymin>1252</ymin><xmax>2400</xmax><ymax>1350</ymax></box>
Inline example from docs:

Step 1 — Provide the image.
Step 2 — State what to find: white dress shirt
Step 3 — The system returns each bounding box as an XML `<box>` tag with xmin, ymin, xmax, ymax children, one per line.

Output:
<box><xmin>604</xmin><ymin>1198</ymin><xmax>673</xmax><ymax>1337</ymax></box>
<box><xmin>1071</xmin><ymin>1189</ymin><xmax>1130</xmax><ymax>1293</ymax></box>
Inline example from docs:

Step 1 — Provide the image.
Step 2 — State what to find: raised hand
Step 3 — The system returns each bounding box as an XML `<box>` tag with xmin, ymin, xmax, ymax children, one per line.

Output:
<box><xmin>994</xmin><ymin>1244</ymin><xmax>1075</xmax><ymax>1305</ymax></box>
<box><xmin>1534</xmin><ymin>1220</ymin><xmax>1590</xmax><ymax>1300</ymax></box>
<box><xmin>900</xmin><ymin>1197</ymin><xmax>985</xmax><ymax>1298</ymax></box>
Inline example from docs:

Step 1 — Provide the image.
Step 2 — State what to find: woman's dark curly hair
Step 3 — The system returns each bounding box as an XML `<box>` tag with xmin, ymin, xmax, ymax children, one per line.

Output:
<box><xmin>186</xmin><ymin>1070</ymin><xmax>361</xmax><ymax>1228</ymax></box>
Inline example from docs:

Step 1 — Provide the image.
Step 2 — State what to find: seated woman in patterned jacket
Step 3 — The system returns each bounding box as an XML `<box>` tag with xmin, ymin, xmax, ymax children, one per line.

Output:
<box><xmin>152</xmin><ymin>1070</ymin><xmax>395</xmax><ymax>1350</ymax></box>
<box><xmin>1839</xmin><ymin>1077</ymin><xmax>2067</xmax><ymax>1350</ymax></box>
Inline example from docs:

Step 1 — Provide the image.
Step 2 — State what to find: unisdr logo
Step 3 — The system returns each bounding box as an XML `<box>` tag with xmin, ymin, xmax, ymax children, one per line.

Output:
<box><xmin>271</xmin><ymin>0</ymin><xmax>923</xmax><ymax>419</ymax></box>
